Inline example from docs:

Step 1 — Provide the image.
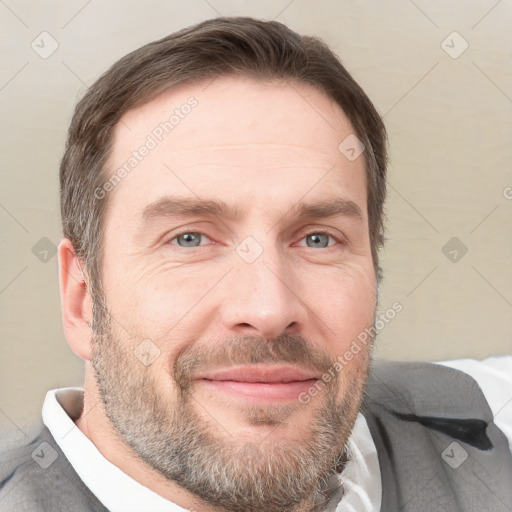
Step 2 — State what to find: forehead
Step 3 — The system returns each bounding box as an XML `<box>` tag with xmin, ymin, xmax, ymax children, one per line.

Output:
<box><xmin>105</xmin><ymin>75</ymin><xmax>367</xmax><ymax>225</ymax></box>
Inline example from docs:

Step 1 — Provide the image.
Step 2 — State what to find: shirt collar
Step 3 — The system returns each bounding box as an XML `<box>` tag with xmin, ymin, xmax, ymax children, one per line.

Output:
<box><xmin>42</xmin><ymin>387</ymin><xmax>381</xmax><ymax>512</ymax></box>
<box><xmin>42</xmin><ymin>388</ymin><xmax>186</xmax><ymax>512</ymax></box>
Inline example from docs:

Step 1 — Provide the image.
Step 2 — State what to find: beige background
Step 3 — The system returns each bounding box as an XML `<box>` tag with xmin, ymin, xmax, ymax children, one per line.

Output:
<box><xmin>1</xmin><ymin>1</ymin><xmax>511</xmax><ymax>430</ymax></box>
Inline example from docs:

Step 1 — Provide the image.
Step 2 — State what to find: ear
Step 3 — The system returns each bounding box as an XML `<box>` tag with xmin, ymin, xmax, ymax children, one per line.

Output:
<box><xmin>58</xmin><ymin>238</ymin><xmax>94</xmax><ymax>361</ymax></box>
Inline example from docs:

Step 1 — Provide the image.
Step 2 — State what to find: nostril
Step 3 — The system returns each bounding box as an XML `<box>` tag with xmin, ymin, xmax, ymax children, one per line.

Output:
<box><xmin>279</xmin><ymin>321</ymin><xmax>301</xmax><ymax>336</ymax></box>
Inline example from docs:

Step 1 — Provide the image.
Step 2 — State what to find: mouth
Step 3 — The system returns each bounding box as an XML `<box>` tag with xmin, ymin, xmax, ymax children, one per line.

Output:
<box><xmin>194</xmin><ymin>365</ymin><xmax>321</xmax><ymax>402</ymax></box>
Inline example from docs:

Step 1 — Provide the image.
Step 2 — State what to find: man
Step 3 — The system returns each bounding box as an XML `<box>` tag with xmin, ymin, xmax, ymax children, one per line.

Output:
<box><xmin>1</xmin><ymin>16</ymin><xmax>511</xmax><ymax>512</ymax></box>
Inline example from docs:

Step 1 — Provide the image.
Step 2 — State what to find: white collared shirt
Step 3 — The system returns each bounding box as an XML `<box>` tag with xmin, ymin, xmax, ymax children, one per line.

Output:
<box><xmin>42</xmin><ymin>356</ymin><xmax>512</xmax><ymax>512</ymax></box>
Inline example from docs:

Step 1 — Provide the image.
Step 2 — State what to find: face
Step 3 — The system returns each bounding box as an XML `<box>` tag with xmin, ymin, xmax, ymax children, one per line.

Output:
<box><xmin>91</xmin><ymin>75</ymin><xmax>377</xmax><ymax>512</ymax></box>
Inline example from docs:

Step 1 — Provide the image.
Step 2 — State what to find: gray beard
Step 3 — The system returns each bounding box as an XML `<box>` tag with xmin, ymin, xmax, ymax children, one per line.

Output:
<box><xmin>90</xmin><ymin>301</ymin><xmax>369</xmax><ymax>512</ymax></box>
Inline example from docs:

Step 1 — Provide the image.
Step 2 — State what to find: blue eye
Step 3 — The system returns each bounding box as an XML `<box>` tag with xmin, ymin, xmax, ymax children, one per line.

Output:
<box><xmin>168</xmin><ymin>231</ymin><xmax>340</xmax><ymax>249</ymax></box>
<box><xmin>171</xmin><ymin>232</ymin><xmax>209</xmax><ymax>247</ymax></box>
<box><xmin>302</xmin><ymin>232</ymin><xmax>336</xmax><ymax>248</ymax></box>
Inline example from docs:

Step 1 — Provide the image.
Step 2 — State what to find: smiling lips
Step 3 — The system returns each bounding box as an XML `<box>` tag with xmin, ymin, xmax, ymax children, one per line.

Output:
<box><xmin>195</xmin><ymin>365</ymin><xmax>321</xmax><ymax>401</ymax></box>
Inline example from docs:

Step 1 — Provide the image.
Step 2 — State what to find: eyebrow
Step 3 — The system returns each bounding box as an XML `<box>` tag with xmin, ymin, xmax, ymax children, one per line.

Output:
<box><xmin>141</xmin><ymin>196</ymin><xmax>364</xmax><ymax>225</ymax></box>
<box><xmin>291</xmin><ymin>197</ymin><xmax>363</xmax><ymax>222</ymax></box>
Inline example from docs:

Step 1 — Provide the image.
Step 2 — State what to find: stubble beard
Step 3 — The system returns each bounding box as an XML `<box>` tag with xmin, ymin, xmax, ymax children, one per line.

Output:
<box><xmin>90</xmin><ymin>299</ymin><xmax>372</xmax><ymax>512</ymax></box>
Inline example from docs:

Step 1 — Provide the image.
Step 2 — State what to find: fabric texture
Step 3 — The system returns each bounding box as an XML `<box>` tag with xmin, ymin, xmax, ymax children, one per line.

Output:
<box><xmin>0</xmin><ymin>425</ymin><xmax>107</xmax><ymax>511</ymax></box>
<box><xmin>361</xmin><ymin>359</ymin><xmax>512</xmax><ymax>512</ymax></box>
<box><xmin>1</xmin><ymin>359</ymin><xmax>511</xmax><ymax>511</ymax></box>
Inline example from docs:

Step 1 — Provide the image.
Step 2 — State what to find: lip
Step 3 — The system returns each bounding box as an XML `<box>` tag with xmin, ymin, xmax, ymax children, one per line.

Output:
<box><xmin>198</xmin><ymin>365</ymin><xmax>321</xmax><ymax>383</ymax></box>
<box><xmin>194</xmin><ymin>365</ymin><xmax>321</xmax><ymax>402</ymax></box>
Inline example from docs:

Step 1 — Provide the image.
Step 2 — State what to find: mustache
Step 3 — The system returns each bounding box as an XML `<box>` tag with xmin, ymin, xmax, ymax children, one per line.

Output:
<box><xmin>173</xmin><ymin>333</ymin><xmax>334</xmax><ymax>392</ymax></box>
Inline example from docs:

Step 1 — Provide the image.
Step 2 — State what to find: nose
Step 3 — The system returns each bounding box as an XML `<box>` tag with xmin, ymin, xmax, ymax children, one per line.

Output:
<box><xmin>218</xmin><ymin>246</ymin><xmax>308</xmax><ymax>340</ymax></box>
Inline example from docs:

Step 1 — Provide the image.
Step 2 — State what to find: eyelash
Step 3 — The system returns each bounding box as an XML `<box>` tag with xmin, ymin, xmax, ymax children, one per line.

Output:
<box><xmin>167</xmin><ymin>229</ymin><xmax>344</xmax><ymax>248</ymax></box>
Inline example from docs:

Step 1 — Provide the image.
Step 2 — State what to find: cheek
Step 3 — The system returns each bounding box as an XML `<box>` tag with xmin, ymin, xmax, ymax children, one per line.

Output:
<box><xmin>302</xmin><ymin>263</ymin><xmax>376</xmax><ymax>352</ymax></box>
<box><xmin>110</xmin><ymin>263</ymin><xmax>224</xmax><ymax>342</ymax></box>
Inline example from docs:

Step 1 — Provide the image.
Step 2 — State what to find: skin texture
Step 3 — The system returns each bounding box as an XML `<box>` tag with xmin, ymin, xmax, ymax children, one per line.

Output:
<box><xmin>58</xmin><ymin>75</ymin><xmax>377</xmax><ymax>512</ymax></box>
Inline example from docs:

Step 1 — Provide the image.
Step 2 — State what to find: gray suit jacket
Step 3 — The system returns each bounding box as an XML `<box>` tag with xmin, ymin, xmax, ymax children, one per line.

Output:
<box><xmin>0</xmin><ymin>423</ymin><xmax>107</xmax><ymax>511</ymax></box>
<box><xmin>1</xmin><ymin>360</ymin><xmax>512</xmax><ymax>511</ymax></box>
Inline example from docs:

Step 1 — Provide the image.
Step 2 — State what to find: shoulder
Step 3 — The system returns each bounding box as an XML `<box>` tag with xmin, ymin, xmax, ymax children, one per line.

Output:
<box><xmin>364</xmin><ymin>358</ymin><xmax>492</xmax><ymax>419</ymax></box>
<box><xmin>0</xmin><ymin>423</ymin><xmax>106</xmax><ymax>511</ymax></box>
<box><xmin>361</xmin><ymin>359</ymin><xmax>512</xmax><ymax>511</ymax></box>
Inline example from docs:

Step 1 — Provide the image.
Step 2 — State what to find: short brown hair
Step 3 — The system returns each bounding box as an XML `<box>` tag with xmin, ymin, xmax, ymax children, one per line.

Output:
<box><xmin>60</xmin><ymin>16</ymin><xmax>387</xmax><ymax>296</ymax></box>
